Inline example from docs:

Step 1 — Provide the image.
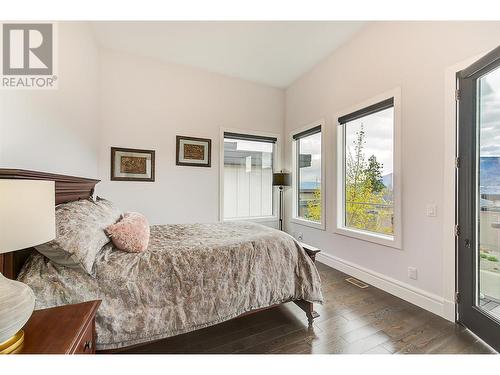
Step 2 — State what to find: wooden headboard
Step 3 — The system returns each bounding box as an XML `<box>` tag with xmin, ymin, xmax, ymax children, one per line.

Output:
<box><xmin>0</xmin><ymin>169</ymin><xmax>100</xmax><ymax>279</ymax></box>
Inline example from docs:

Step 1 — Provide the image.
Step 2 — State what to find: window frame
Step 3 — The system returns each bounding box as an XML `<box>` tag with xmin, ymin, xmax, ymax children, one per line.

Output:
<box><xmin>291</xmin><ymin>120</ymin><xmax>326</xmax><ymax>230</ymax></box>
<box><xmin>335</xmin><ymin>88</ymin><xmax>402</xmax><ymax>249</ymax></box>
<box><xmin>219</xmin><ymin>127</ymin><xmax>281</xmax><ymax>223</ymax></box>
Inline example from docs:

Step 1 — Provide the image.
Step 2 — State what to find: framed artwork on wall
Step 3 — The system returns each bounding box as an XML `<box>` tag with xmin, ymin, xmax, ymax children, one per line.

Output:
<box><xmin>176</xmin><ymin>136</ymin><xmax>211</xmax><ymax>167</ymax></box>
<box><xmin>111</xmin><ymin>147</ymin><xmax>155</xmax><ymax>181</ymax></box>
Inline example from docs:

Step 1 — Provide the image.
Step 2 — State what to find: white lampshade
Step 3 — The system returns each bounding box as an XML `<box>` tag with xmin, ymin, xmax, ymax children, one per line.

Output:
<box><xmin>0</xmin><ymin>180</ymin><xmax>55</xmax><ymax>253</ymax></box>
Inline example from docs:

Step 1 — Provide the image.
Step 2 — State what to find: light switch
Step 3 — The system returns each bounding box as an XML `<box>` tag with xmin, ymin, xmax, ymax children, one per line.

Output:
<box><xmin>426</xmin><ymin>204</ymin><xmax>437</xmax><ymax>217</ymax></box>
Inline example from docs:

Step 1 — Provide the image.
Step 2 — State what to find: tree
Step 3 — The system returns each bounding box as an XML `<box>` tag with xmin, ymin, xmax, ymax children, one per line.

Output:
<box><xmin>345</xmin><ymin>125</ymin><xmax>393</xmax><ymax>234</ymax></box>
<box><xmin>306</xmin><ymin>188</ymin><xmax>321</xmax><ymax>221</ymax></box>
<box><xmin>366</xmin><ymin>155</ymin><xmax>385</xmax><ymax>193</ymax></box>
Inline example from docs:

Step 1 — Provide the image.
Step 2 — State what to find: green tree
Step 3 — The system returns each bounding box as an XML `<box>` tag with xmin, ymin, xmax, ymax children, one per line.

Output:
<box><xmin>366</xmin><ymin>155</ymin><xmax>385</xmax><ymax>193</ymax></box>
<box><xmin>306</xmin><ymin>188</ymin><xmax>321</xmax><ymax>222</ymax></box>
<box><xmin>345</xmin><ymin>125</ymin><xmax>393</xmax><ymax>235</ymax></box>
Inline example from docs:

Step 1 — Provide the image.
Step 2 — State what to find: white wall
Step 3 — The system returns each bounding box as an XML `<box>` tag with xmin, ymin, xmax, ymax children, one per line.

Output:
<box><xmin>97</xmin><ymin>49</ymin><xmax>284</xmax><ymax>224</ymax></box>
<box><xmin>284</xmin><ymin>21</ymin><xmax>500</xmax><ymax>318</ymax></box>
<box><xmin>0</xmin><ymin>22</ymin><xmax>100</xmax><ymax>178</ymax></box>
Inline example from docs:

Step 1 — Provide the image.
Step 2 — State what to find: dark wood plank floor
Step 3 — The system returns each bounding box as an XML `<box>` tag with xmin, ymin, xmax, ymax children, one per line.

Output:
<box><xmin>120</xmin><ymin>263</ymin><xmax>496</xmax><ymax>354</ymax></box>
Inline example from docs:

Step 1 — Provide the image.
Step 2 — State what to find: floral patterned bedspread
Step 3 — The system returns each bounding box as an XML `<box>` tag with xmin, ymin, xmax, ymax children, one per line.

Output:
<box><xmin>18</xmin><ymin>222</ymin><xmax>323</xmax><ymax>350</ymax></box>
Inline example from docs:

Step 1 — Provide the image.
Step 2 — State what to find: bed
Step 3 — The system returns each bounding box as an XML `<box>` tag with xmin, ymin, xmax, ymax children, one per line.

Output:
<box><xmin>0</xmin><ymin>169</ymin><xmax>323</xmax><ymax>352</ymax></box>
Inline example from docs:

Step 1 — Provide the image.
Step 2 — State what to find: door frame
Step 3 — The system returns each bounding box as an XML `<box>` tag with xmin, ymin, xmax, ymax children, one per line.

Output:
<box><xmin>443</xmin><ymin>54</ymin><xmax>486</xmax><ymax>322</ymax></box>
<box><xmin>456</xmin><ymin>46</ymin><xmax>500</xmax><ymax>352</ymax></box>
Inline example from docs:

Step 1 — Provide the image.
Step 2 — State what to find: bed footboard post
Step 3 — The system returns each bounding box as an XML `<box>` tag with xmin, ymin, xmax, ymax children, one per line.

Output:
<box><xmin>293</xmin><ymin>300</ymin><xmax>320</xmax><ymax>326</ymax></box>
<box><xmin>295</xmin><ymin>242</ymin><xmax>321</xmax><ymax>326</ymax></box>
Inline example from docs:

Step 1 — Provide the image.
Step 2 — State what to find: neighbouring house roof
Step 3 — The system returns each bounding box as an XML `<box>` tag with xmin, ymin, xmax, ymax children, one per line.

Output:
<box><xmin>223</xmin><ymin>141</ymin><xmax>272</xmax><ymax>167</ymax></box>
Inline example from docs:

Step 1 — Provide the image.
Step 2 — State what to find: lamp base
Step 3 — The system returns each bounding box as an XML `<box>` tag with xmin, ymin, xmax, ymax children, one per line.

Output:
<box><xmin>0</xmin><ymin>272</ymin><xmax>35</xmax><ymax>347</ymax></box>
<box><xmin>0</xmin><ymin>330</ymin><xmax>24</xmax><ymax>354</ymax></box>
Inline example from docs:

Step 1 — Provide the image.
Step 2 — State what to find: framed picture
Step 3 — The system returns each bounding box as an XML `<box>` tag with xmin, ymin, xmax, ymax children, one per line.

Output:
<box><xmin>111</xmin><ymin>147</ymin><xmax>155</xmax><ymax>182</ymax></box>
<box><xmin>176</xmin><ymin>136</ymin><xmax>211</xmax><ymax>167</ymax></box>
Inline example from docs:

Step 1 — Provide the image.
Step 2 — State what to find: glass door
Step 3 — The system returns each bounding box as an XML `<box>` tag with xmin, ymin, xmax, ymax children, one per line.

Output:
<box><xmin>457</xmin><ymin>46</ymin><xmax>500</xmax><ymax>352</ymax></box>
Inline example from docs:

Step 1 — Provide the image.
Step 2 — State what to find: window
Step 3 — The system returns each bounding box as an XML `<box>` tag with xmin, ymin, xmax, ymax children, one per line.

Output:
<box><xmin>292</xmin><ymin>124</ymin><xmax>323</xmax><ymax>227</ymax></box>
<box><xmin>337</xmin><ymin>93</ymin><xmax>401</xmax><ymax>248</ymax></box>
<box><xmin>222</xmin><ymin>132</ymin><xmax>276</xmax><ymax>220</ymax></box>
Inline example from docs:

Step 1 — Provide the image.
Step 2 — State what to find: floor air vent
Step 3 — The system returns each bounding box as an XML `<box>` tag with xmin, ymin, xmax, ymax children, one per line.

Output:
<box><xmin>345</xmin><ymin>277</ymin><xmax>369</xmax><ymax>289</ymax></box>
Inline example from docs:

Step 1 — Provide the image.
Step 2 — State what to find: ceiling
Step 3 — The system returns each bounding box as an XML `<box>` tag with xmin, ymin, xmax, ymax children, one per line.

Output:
<box><xmin>91</xmin><ymin>21</ymin><xmax>366</xmax><ymax>88</ymax></box>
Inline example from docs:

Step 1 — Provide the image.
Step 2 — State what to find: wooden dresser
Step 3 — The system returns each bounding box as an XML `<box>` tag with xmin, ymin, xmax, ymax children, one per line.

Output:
<box><xmin>19</xmin><ymin>301</ymin><xmax>100</xmax><ymax>354</ymax></box>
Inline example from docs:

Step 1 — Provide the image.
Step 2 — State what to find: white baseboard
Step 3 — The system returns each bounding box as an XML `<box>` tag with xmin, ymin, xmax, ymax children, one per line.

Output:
<box><xmin>317</xmin><ymin>252</ymin><xmax>456</xmax><ymax>322</ymax></box>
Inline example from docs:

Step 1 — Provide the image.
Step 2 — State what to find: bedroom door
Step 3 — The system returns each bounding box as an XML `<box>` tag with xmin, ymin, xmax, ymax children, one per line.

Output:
<box><xmin>457</xmin><ymin>45</ymin><xmax>500</xmax><ymax>352</ymax></box>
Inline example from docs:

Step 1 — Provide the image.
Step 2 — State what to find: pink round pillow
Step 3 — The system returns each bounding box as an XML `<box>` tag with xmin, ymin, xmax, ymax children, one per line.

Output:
<box><xmin>105</xmin><ymin>212</ymin><xmax>150</xmax><ymax>253</ymax></box>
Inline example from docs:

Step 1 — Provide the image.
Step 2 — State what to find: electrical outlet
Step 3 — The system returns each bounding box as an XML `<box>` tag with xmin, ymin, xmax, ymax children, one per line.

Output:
<box><xmin>297</xmin><ymin>232</ymin><xmax>303</xmax><ymax>241</ymax></box>
<box><xmin>426</xmin><ymin>204</ymin><xmax>437</xmax><ymax>217</ymax></box>
<box><xmin>408</xmin><ymin>267</ymin><xmax>418</xmax><ymax>280</ymax></box>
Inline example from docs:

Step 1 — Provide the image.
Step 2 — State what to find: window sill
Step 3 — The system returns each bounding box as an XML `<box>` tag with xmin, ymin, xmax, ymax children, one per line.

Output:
<box><xmin>224</xmin><ymin>216</ymin><xmax>278</xmax><ymax>223</ymax></box>
<box><xmin>334</xmin><ymin>226</ymin><xmax>402</xmax><ymax>250</ymax></box>
<box><xmin>290</xmin><ymin>217</ymin><xmax>325</xmax><ymax>231</ymax></box>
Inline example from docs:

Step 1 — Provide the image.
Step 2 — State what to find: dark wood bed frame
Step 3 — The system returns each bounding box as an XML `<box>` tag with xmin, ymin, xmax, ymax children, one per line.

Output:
<box><xmin>0</xmin><ymin>168</ymin><xmax>319</xmax><ymax>352</ymax></box>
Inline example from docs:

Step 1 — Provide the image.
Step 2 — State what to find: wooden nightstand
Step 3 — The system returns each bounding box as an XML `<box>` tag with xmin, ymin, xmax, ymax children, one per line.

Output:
<box><xmin>18</xmin><ymin>300</ymin><xmax>100</xmax><ymax>354</ymax></box>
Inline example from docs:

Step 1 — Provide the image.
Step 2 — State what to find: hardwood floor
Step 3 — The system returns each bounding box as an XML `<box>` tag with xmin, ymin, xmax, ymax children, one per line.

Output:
<box><xmin>121</xmin><ymin>263</ymin><xmax>496</xmax><ymax>354</ymax></box>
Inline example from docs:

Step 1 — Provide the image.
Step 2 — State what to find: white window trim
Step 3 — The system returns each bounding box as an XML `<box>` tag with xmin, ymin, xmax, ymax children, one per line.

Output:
<box><xmin>290</xmin><ymin>120</ymin><xmax>326</xmax><ymax>230</ymax></box>
<box><xmin>334</xmin><ymin>88</ymin><xmax>402</xmax><ymax>249</ymax></box>
<box><xmin>219</xmin><ymin>127</ymin><xmax>281</xmax><ymax>223</ymax></box>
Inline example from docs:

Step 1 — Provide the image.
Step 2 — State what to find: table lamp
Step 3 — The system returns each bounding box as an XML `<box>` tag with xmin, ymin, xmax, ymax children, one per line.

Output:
<box><xmin>272</xmin><ymin>171</ymin><xmax>291</xmax><ymax>231</ymax></box>
<box><xmin>0</xmin><ymin>179</ymin><xmax>55</xmax><ymax>354</ymax></box>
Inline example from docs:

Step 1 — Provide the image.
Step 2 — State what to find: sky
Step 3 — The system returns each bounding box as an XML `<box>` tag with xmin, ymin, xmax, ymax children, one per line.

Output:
<box><xmin>345</xmin><ymin>107</ymin><xmax>394</xmax><ymax>176</ymax></box>
<box><xmin>296</xmin><ymin>108</ymin><xmax>394</xmax><ymax>188</ymax></box>
<box><xmin>480</xmin><ymin>66</ymin><xmax>500</xmax><ymax>157</ymax></box>
<box><xmin>230</xmin><ymin>139</ymin><xmax>273</xmax><ymax>154</ymax></box>
<box><xmin>298</xmin><ymin>131</ymin><xmax>322</xmax><ymax>185</ymax></box>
